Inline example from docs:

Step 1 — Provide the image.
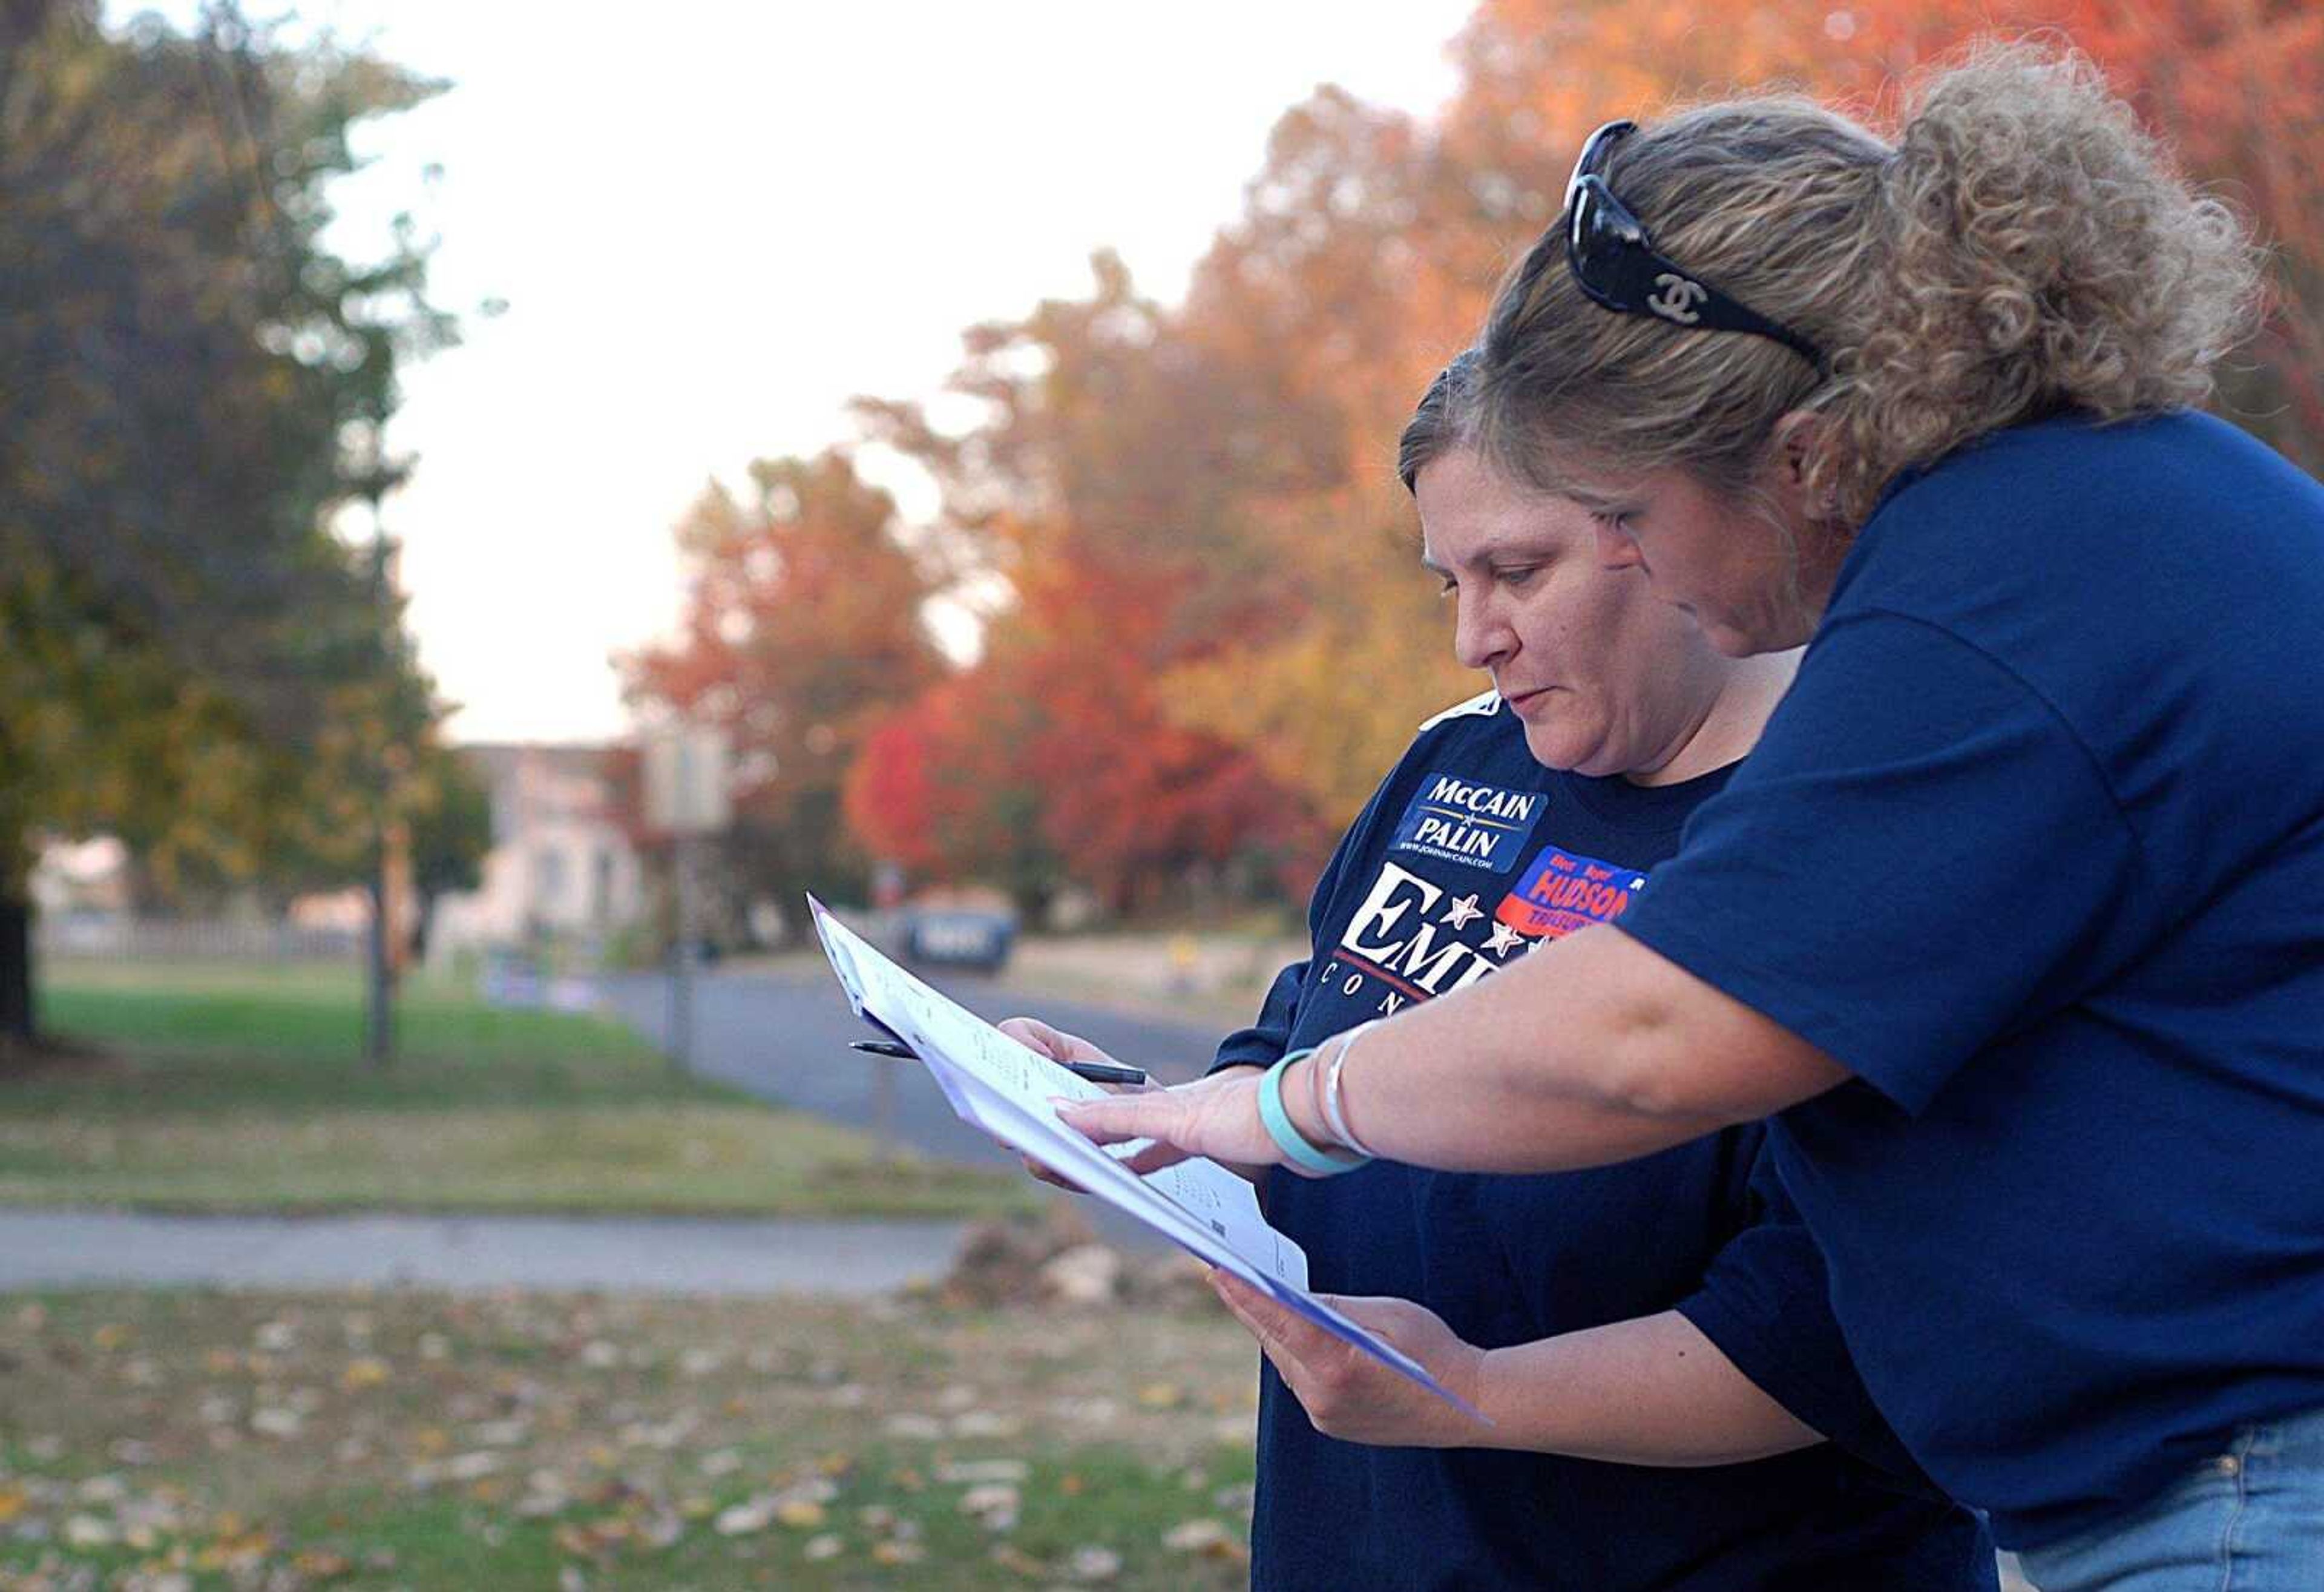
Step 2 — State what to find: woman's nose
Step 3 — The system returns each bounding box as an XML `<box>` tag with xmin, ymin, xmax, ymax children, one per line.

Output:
<box><xmin>1451</xmin><ymin>591</ymin><xmax>1511</xmax><ymax>671</ymax></box>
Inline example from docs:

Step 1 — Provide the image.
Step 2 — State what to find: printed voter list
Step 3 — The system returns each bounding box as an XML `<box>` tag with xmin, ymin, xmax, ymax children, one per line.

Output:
<box><xmin>805</xmin><ymin>895</ymin><xmax>1481</xmax><ymax>1417</ymax></box>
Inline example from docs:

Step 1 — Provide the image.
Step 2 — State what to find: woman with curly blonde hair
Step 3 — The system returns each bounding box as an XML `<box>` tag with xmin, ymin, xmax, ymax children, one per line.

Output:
<box><xmin>1063</xmin><ymin>43</ymin><xmax>2324</xmax><ymax>1588</ymax></box>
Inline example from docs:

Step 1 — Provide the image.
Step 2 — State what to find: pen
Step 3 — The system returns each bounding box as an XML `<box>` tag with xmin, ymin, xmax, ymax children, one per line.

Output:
<box><xmin>849</xmin><ymin>1038</ymin><xmax>1148</xmax><ymax>1087</ymax></box>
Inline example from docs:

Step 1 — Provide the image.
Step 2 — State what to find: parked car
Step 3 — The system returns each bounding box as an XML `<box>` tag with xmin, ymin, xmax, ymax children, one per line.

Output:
<box><xmin>899</xmin><ymin>907</ymin><xmax>1014</xmax><ymax>974</ymax></box>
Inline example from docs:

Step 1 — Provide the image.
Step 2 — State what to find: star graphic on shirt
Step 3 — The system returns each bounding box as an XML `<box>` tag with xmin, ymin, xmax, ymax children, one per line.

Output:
<box><xmin>1441</xmin><ymin>894</ymin><xmax>1483</xmax><ymax>929</ymax></box>
<box><xmin>1485</xmin><ymin>921</ymin><xmax>1525</xmax><ymax>957</ymax></box>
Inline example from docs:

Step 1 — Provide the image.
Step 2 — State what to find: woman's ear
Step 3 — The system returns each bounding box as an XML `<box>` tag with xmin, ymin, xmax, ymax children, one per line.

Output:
<box><xmin>1765</xmin><ymin>410</ymin><xmax>1842</xmax><ymax>527</ymax></box>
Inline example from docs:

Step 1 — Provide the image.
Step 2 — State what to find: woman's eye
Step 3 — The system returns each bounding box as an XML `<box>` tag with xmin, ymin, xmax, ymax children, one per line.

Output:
<box><xmin>1591</xmin><ymin>510</ymin><xmax>1634</xmax><ymax>535</ymax></box>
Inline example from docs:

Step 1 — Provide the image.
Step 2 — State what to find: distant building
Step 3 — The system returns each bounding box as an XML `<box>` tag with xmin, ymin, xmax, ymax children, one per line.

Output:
<box><xmin>28</xmin><ymin>837</ymin><xmax>131</xmax><ymax>917</ymax></box>
<box><xmin>429</xmin><ymin>743</ymin><xmax>644</xmax><ymax>956</ymax></box>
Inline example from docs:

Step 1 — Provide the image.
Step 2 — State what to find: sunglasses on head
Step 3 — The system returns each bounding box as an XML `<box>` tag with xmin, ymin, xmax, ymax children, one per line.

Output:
<box><xmin>1563</xmin><ymin>119</ymin><xmax>1828</xmax><ymax>372</ymax></box>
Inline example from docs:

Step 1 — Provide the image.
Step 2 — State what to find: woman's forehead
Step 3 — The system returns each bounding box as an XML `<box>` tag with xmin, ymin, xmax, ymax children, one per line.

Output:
<box><xmin>1417</xmin><ymin>452</ymin><xmax>1597</xmax><ymax>558</ymax></box>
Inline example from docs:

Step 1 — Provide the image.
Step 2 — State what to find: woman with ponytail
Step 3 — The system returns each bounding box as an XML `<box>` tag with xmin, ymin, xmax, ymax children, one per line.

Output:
<box><xmin>1063</xmin><ymin>44</ymin><xmax>2324</xmax><ymax>1586</ymax></box>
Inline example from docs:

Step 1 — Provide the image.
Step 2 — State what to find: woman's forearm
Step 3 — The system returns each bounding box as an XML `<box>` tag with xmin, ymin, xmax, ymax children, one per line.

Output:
<box><xmin>1290</xmin><ymin>926</ymin><xmax>1850</xmax><ymax>1175</ymax></box>
<box><xmin>1474</xmin><ymin>1311</ymin><xmax>1821</xmax><ymax>1467</ymax></box>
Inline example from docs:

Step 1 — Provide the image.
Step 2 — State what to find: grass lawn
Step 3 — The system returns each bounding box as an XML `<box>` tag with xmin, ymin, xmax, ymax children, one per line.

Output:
<box><xmin>0</xmin><ymin>1286</ymin><xmax>1258</xmax><ymax>1590</ymax></box>
<box><xmin>2</xmin><ymin>959</ymin><xmax>1035</xmax><ymax>1220</ymax></box>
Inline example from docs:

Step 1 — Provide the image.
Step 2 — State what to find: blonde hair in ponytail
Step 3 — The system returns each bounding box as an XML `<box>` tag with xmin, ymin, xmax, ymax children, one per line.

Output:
<box><xmin>1478</xmin><ymin>41</ymin><xmax>2266</xmax><ymax>529</ymax></box>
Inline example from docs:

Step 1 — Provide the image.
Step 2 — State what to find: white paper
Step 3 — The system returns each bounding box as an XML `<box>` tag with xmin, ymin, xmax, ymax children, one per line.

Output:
<box><xmin>806</xmin><ymin>895</ymin><xmax>1481</xmax><ymax>1417</ymax></box>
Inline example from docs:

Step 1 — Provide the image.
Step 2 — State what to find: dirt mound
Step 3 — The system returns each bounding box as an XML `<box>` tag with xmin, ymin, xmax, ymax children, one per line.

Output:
<box><xmin>933</xmin><ymin>1205</ymin><xmax>1214</xmax><ymax>1312</ymax></box>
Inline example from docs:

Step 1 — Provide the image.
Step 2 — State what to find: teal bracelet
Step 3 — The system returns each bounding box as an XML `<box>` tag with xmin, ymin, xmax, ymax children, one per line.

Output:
<box><xmin>1258</xmin><ymin>1050</ymin><xmax>1370</xmax><ymax>1176</ymax></box>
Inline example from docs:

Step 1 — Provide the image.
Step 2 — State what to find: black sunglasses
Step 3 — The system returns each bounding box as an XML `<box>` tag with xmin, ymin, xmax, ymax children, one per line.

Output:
<box><xmin>1564</xmin><ymin>120</ymin><xmax>1827</xmax><ymax>372</ymax></box>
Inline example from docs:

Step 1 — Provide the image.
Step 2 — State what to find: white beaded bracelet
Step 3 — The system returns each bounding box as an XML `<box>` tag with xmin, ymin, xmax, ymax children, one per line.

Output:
<box><xmin>1319</xmin><ymin>1021</ymin><xmax>1383</xmax><ymax>1160</ymax></box>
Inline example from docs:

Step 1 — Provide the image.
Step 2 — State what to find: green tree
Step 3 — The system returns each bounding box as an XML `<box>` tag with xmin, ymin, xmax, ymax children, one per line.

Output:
<box><xmin>407</xmin><ymin>744</ymin><xmax>492</xmax><ymax>962</ymax></box>
<box><xmin>0</xmin><ymin>0</ymin><xmax>451</xmax><ymax>1044</ymax></box>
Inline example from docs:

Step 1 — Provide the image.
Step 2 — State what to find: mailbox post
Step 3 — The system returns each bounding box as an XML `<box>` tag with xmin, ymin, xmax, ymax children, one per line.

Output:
<box><xmin>643</xmin><ymin>724</ymin><xmax>731</xmax><ymax>1074</ymax></box>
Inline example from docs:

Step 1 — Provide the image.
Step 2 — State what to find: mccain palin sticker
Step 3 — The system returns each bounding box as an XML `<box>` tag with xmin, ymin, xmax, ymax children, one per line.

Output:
<box><xmin>1389</xmin><ymin>774</ymin><xmax>1546</xmax><ymax>872</ymax></box>
<box><xmin>1495</xmin><ymin>844</ymin><xmax>1647</xmax><ymax>939</ymax></box>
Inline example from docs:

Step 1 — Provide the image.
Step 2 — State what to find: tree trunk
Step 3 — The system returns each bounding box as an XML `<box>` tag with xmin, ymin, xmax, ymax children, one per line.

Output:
<box><xmin>0</xmin><ymin>887</ymin><xmax>33</xmax><ymax>1047</ymax></box>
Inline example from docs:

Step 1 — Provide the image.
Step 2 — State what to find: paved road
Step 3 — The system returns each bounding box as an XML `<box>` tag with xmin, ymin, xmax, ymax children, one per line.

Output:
<box><xmin>0</xmin><ymin>1209</ymin><xmax>964</xmax><ymax>1297</ymax></box>
<box><xmin>600</xmin><ymin>961</ymin><xmax>1241</xmax><ymax>1252</ymax></box>
<box><xmin>602</xmin><ymin>962</ymin><xmax>1232</xmax><ymax>1166</ymax></box>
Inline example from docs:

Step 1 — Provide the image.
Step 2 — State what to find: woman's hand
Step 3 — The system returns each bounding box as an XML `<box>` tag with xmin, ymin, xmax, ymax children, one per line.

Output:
<box><xmin>999</xmin><ymin>1015</ymin><xmax>1129</xmax><ymax>1077</ymax></box>
<box><xmin>996</xmin><ymin>1016</ymin><xmax>1141</xmax><ymax>1191</ymax></box>
<box><xmin>1209</xmin><ymin>1271</ymin><xmax>1489</xmax><ymax>1448</ymax></box>
<box><xmin>1056</xmin><ymin>1065</ymin><xmax>1286</xmax><ymax>1174</ymax></box>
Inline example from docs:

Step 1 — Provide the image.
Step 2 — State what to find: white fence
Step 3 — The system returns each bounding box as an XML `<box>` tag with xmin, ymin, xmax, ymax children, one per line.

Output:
<box><xmin>36</xmin><ymin>915</ymin><xmax>361</xmax><ymax>962</ymax></box>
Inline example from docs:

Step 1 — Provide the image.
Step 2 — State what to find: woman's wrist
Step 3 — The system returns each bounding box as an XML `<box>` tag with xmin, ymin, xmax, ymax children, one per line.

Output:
<box><xmin>1282</xmin><ymin>1042</ymin><xmax>1340</xmax><ymax>1151</ymax></box>
<box><xmin>1259</xmin><ymin>1050</ymin><xmax>1367</xmax><ymax>1175</ymax></box>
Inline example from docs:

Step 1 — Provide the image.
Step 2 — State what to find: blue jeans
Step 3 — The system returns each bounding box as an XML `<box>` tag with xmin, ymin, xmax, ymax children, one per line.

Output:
<box><xmin>2017</xmin><ymin>1405</ymin><xmax>2324</xmax><ymax>1591</ymax></box>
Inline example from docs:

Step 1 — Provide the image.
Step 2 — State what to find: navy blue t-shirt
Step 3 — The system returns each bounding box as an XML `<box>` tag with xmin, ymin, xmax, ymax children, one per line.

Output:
<box><xmin>1213</xmin><ymin>694</ymin><xmax>1994</xmax><ymax>1590</ymax></box>
<box><xmin>1620</xmin><ymin>410</ymin><xmax>2324</xmax><ymax>1550</ymax></box>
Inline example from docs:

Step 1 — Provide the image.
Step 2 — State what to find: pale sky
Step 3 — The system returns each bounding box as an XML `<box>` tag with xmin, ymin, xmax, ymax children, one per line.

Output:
<box><xmin>185</xmin><ymin>2</ymin><xmax>1480</xmax><ymax>743</ymax></box>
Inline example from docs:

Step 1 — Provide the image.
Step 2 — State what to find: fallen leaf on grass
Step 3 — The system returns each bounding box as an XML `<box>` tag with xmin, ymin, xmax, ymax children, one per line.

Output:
<box><xmin>1066</xmin><ymin>1544</ymin><xmax>1124</xmax><ymax>1582</ymax></box>
<box><xmin>64</xmin><ymin>1513</ymin><xmax>117</xmax><ymax>1548</ymax></box>
<box><xmin>936</xmin><ymin>1459</ymin><xmax>1029</xmax><ymax>1485</ymax></box>
<box><xmin>714</xmin><ymin>1500</ymin><xmax>773</xmax><ymax>1536</ymax></box>
<box><xmin>1162</xmin><ymin>1518</ymin><xmax>1246</xmax><ymax>1561</ymax></box>
<box><xmin>951</xmin><ymin>1411</ymin><xmax>1022</xmax><ymax>1438</ymax></box>
<box><xmin>990</xmin><ymin>1542</ymin><xmax>1049</xmax><ymax>1577</ymax></box>
<box><xmin>250</xmin><ymin>1407</ymin><xmax>303</xmax><ymax>1439</ymax></box>
<box><xmin>957</xmin><ymin>1482</ymin><xmax>1020</xmax><ymax>1530</ymax></box>
<box><xmin>340</xmin><ymin>1358</ymin><xmax>392</xmax><ymax>1391</ymax></box>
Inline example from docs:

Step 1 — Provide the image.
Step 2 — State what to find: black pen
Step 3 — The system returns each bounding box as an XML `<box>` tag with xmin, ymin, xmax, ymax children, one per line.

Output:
<box><xmin>849</xmin><ymin>1038</ymin><xmax>1148</xmax><ymax>1087</ymax></box>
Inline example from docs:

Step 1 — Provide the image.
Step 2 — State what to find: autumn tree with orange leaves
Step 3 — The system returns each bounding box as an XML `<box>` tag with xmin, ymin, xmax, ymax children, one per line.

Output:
<box><xmin>621</xmin><ymin>451</ymin><xmax>945</xmax><ymax>914</ymax></box>
<box><xmin>668</xmin><ymin>0</ymin><xmax>2322</xmax><ymax>923</ymax></box>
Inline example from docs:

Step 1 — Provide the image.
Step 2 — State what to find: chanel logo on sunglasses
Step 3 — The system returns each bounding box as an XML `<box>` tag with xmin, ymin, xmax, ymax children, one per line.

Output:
<box><xmin>1646</xmin><ymin>273</ymin><xmax>1708</xmax><ymax>324</ymax></box>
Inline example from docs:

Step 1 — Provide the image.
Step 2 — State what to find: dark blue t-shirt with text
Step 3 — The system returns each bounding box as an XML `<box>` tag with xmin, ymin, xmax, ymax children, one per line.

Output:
<box><xmin>1621</xmin><ymin>410</ymin><xmax>2324</xmax><ymax>1550</ymax></box>
<box><xmin>1215</xmin><ymin>696</ymin><xmax>1994</xmax><ymax>1590</ymax></box>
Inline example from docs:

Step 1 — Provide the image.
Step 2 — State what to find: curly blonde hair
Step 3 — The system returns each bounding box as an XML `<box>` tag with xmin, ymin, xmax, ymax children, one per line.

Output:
<box><xmin>1477</xmin><ymin>42</ymin><xmax>2266</xmax><ymax>529</ymax></box>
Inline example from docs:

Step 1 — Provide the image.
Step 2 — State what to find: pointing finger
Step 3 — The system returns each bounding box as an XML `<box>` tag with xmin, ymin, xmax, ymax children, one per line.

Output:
<box><xmin>1054</xmin><ymin>1091</ymin><xmax>1174</xmax><ymax>1147</ymax></box>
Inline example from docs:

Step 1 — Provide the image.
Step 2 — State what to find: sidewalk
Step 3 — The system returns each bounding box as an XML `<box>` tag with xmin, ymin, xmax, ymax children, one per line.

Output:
<box><xmin>0</xmin><ymin>1209</ymin><xmax>967</xmax><ymax>1297</ymax></box>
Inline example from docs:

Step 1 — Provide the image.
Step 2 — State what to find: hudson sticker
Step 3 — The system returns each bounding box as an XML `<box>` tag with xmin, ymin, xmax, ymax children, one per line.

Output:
<box><xmin>1495</xmin><ymin>846</ymin><xmax>1646</xmax><ymax>939</ymax></box>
